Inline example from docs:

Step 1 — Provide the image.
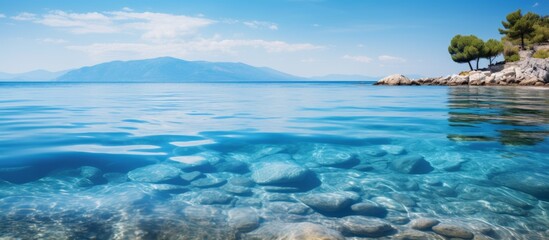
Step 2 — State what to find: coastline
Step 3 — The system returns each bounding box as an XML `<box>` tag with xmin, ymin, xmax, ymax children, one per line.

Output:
<box><xmin>375</xmin><ymin>54</ymin><xmax>549</xmax><ymax>87</ymax></box>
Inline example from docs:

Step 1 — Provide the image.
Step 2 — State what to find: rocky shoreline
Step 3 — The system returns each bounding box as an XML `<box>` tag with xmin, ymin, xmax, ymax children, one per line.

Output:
<box><xmin>375</xmin><ymin>57</ymin><xmax>549</xmax><ymax>87</ymax></box>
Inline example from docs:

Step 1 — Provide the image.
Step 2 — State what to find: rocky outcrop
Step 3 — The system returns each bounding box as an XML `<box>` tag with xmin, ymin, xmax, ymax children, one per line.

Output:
<box><xmin>375</xmin><ymin>57</ymin><xmax>548</xmax><ymax>86</ymax></box>
<box><xmin>374</xmin><ymin>74</ymin><xmax>417</xmax><ymax>85</ymax></box>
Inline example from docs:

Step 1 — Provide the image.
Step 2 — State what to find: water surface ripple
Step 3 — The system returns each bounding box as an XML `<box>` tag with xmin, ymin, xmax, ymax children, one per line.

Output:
<box><xmin>0</xmin><ymin>83</ymin><xmax>548</xmax><ymax>239</ymax></box>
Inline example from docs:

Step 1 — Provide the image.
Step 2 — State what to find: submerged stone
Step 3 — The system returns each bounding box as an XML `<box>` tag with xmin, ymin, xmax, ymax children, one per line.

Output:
<box><xmin>251</xmin><ymin>161</ymin><xmax>309</xmax><ymax>185</ymax></box>
<box><xmin>394</xmin><ymin>230</ymin><xmax>444</xmax><ymax>240</ymax></box>
<box><xmin>491</xmin><ymin>171</ymin><xmax>549</xmax><ymax>200</ymax></box>
<box><xmin>190</xmin><ymin>175</ymin><xmax>227</xmax><ymax>188</ymax></box>
<box><xmin>180</xmin><ymin>171</ymin><xmax>204</xmax><ymax>182</ymax></box>
<box><xmin>339</xmin><ymin>216</ymin><xmax>395</xmax><ymax>237</ymax></box>
<box><xmin>411</xmin><ymin>218</ymin><xmax>440</xmax><ymax>231</ymax></box>
<box><xmin>432</xmin><ymin>224</ymin><xmax>474</xmax><ymax>239</ymax></box>
<box><xmin>350</xmin><ymin>201</ymin><xmax>388</xmax><ymax>217</ymax></box>
<box><xmin>262</xmin><ymin>185</ymin><xmax>304</xmax><ymax>193</ymax></box>
<box><xmin>267</xmin><ymin>201</ymin><xmax>312</xmax><ymax>215</ymax></box>
<box><xmin>390</xmin><ymin>154</ymin><xmax>433</xmax><ymax>174</ymax></box>
<box><xmin>228</xmin><ymin>207</ymin><xmax>260</xmax><ymax>232</ymax></box>
<box><xmin>127</xmin><ymin>164</ymin><xmax>181</xmax><ymax>183</ymax></box>
<box><xmin>195</xmin><ymin>190</ymin><xmax>234</xmax><ymax>205</ymax></box>
<box><xmin>299</xmin><ymin>192</ymin><xmax>356</xmax><ymax>213</ymax></box>
<box><xmin>183</xmin><ymin>205</ymin><xmax>225</xmax><ymax>225</ymax></box>
<box><xmin>246</xmin><ymin>222</ymin><xmax>344</xmax><ymax>240</ymax></box>
<box><xmin>222</xmin><ymin>184</ymin><xmax>252</xmax><ymax>196</ymax></box>
<box><xmin>312</xmin><ymin>147</ymin><xmax>358</xmax><ymax>168</ymax></box>
<box><xmin>381</xmin><ymin>145</ymin><xmax>407</xmax><ymax>155</ymax></box>
<box><xmin>213</xmin><ymin>160</ymin><xmax>249</xmax><ymax>174</ymax></box>
<box><xmin>229</xmin><ymin>176</ymin><xmax>255</xmax><ymax>187</ymax></box>
<box><xmin>79</xmin><ymin>166</ymin><xmax>104</xmax><ymax>184</ymax></box>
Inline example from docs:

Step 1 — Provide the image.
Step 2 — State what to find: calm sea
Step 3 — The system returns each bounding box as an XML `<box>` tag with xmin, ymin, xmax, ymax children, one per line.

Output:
<box><xmin>0</xmin><ymin>82</ymin><xmax>548</xmax><ymax>239</ymax></box>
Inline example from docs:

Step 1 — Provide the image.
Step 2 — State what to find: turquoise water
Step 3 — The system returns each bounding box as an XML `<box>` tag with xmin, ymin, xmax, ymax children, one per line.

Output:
<box><xmin>0</xmin><ymin>83</ymin><xmax>548</xmax><ymax>239</ymax></box>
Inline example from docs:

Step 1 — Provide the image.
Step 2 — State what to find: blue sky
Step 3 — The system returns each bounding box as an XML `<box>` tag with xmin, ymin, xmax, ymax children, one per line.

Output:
<box><xmin>0</xmin><ymin>0</ymin><xmax>547</xmax><ymax>77</ymax></box>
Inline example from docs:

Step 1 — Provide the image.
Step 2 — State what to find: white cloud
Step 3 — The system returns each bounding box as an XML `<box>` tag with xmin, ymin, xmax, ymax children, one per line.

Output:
<box><xmin>68</xmin><ymin>38</ymin><xmax>322</xmax><ymax>57</ymax></box>
<box><xmin>243</xmin><ymin>20</ymin><xmax>278</xmax><ymax>30</ymax></box>
<box><xmin>38</xmin><ymin>38</ymin><xmax>68</xmax><ymax>44</ymax></box>
<box><xmin>301</xmin><ymin>58</ymin><xmax>317</xmax><ymax>63</ymax></box>
<box><xmin>342</xmin><ymin>54</ymin><xmax>372</xmax><ymax>63</ymax></box>
<box><xmin>17</xmin><ymin>10</ymin><xmax>215</xmax><ymax>38</ymax></box>
<box><xmin>378</xmin><ymin>55</ymin><xmax>406</xmax><ymax>63</ymax></box>
<box><xmin>533</xmin><ymin>2</ymin><xmax>539</xmax><ymax>7</ymax></box>
<box><xmin>38</xmin><ymin>10</ymin><xmax>116</xmax><ymax>33</ymax></box>
<box><xmin>109</xmin><ymin>11</ymin><xmax>215</xmax><ymax>39</ymax></box>
<box><xmin>0</xmin><ymin>13</ymin><xmax>6</xmax><ymax>18</ymax></box>
<box><xmin>12</xmin><ymin>12</ymin><xmax>37</xmax><ymax>21</ymax></box>
<box><xmin>122</xmin><ymin>7</ymin><xmax>134</xmax><ymax>12</ymax></box>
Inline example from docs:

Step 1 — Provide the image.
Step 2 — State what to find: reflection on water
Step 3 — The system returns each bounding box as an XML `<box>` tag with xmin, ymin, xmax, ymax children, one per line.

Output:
<box><xmin>448</xmin><ymin>87</ymin><xmax>549</xmax><ymax>146</ymax></box>
<box><xmin>0</xmin><ymin>83</ymin><xmax>548</xmax><ymax>239</ymax></box>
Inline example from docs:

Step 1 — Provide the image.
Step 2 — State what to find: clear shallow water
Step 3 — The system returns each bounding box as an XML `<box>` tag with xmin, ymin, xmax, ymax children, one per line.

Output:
<box><xmin>0</xmin><ymin>83</ymin><xmax>548</xmax><ymax>239</ymax></box>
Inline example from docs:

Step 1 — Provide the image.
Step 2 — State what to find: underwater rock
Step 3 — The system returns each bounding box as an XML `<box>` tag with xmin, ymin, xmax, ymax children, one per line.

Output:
<box><xmin>480</xmin><ymin>200</ymin><xmax>528</xmax><ymax>216</ymax></box>
<box><xmin>127</xmin><ymin>164</ymin><xmax>181</xmax><ymax>183</ymax></box>
<box><xmin>228</xmin><ymin>208</ymin><xmax>260</xmax><ymax>232</ymax></box>
<box><xmin>390</xmin><ymin>192</ymin><xmax>417</xmax><ymax>207</ymax></box>
<box><xmin>372</xmin><ymin>196</ymin><xmax>407</xmax><ymax>212</ymax></box>
<box><xmin>195</xmin><ymin>190</ymin><xmax>234</xmax><ymax>205</ymax></box>
<box><xmin>381</xmin><ymin>145</ymin><xmax>406</xmax><ymax>155</ymax></box>
<box><xmin>299</xmin><ymin>192</ymin><xmax>357</xmax><ymax>213</ymax></box>
<box><xmin>190</xmin><ymin>174</ymin><xmax>227</xmax><ymax>188</ymax></box>
<box><xmin>251</xmin><ymin>161</ymin><xmax>309</xmax><ymax>185</ymax></box>
<box><xmin>102</xmin><ymin>172</ymin><xmax>128</xmax><ymax>184</ymax></box>
<box><xmin>394</xmin><ymin>230</ymin><xmax>444</xmax><ymax>240</ymax></box>
<box><xmin>246</xmin><ymin>222</ymin><xmax>344</xmax><ymax>240</ymax></box>
<box><xmin>169</xmin><ymin>151</ymin><xmax>219</xmax><ymax>169</ymax></box>
<box><xmin>266</xmin><ymin>201</ymin><xmax>312</xmax><ymax>215</ymax></box>
<box><xmin>361</xmin><ymin>148</ymin><xmax>388</xmax><ymax>157</ymax></box>
<box><xmin>432</xmin><ymin>223</ymin><xmax>474</xmax><ymax>239</ymax></box>
<box><xmin>411</xmin><ymin>218</ymin><xmax>440</xmax><ymax>231</ymax></box>
<box><xmin>79</xmin><ymin>166</ymin><xmax>105</xmax><ymax>184</ymax></box>
<box><xmin>385</xmin><ymin>213</ymin><xmax>410</xmax><ymax>225</ymax></box>
<box><xmin>183</xmin><ymin>205</ymin><xmax>226</xmax><ymax>225</ymax></box>
<box><xmin>312</xmin><ymin>146</ymin><xmax>358</xmax><ymax>168</ymax></box>
<box><xmin>350</xmin><ymin>201</ymin><xmax>388</xmax><ymax>217</ymax></box>
<box><xmin>262</xmin><ymin>185</ymin><xmax>303</xmax><ymax>193</ymax></box>
<box><xmin>339</xmin><ymin>216</ymin><xmax>395</xmax><ymax>237</ymax></box>
<box><xmin>491</xmin><ymin>171</ymin><xmax>549</xmax><ymax>200</ymax></box>
<box><xmin>213</xmin><ymin>160</ymin><xmax>249</xmax><ymax>174</ymax></box>
<box><xmin>180</xmin><ymin>171</ymin><xmax>204</xmax><ymax>182</ymax></box>
<box><xmin>222</xmin><ymin>184</ymin><xmax>252</xmax><ymax>196</ymax></box>
<box><xmin>229</xmin><ymin>176</ymin><xmax>255</xmax><ymax>187</ymax></box>
<box><xmin>390</xmin><ymin>154</ymin><xmax>433</xmax><ymax>174</ymax></box>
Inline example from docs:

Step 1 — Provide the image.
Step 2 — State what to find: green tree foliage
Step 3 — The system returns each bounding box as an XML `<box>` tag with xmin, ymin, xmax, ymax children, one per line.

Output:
<box><xmin>503</xmin><ymin>41</ymin><xmax>520</xmax><ymax>62</ymax></box>
<box><xmin>482</xmin><ymin>39</ymin><xmax>504</xmax><ymax>65</ymax></box>
<box><xmin>532</xmin><ymin>16</ymin><xmax>549</xmax><ymax>44</ymax></box>
<box><xmin>499</xmin><ymin>10</ymin><xmax>539</xmax><ymax>50</ymax></box>
<box><xmin>448</xmin><ymin>35</ymin><xmax>484</xmax><ymax>71</ymax></box>
<box><xmin>533</xmin><ymin>49</ymin><xmax>549</xmax><ymax>59</ymax></box>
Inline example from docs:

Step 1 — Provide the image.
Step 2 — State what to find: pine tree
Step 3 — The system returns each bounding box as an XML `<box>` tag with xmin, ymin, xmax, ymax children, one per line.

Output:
<box><xmin>499</xmin><ymin>10</ymin><xmax>539</xmax><ymax>50</ymax></box>
<box><xmin>448</xmin><ymin>35</ymin><xmax>484</xmax><ymax>71</ymax></box>
<box><xmin>482</xmin><ymin>39</ymin><xmax>504</xmax><ymax>65</ymax></box>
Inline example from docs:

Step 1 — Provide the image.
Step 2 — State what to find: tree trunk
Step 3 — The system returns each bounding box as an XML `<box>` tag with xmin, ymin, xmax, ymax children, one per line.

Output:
<box><xmin>467</xmin><ymin>61</ymin><xmax>473</xmax><ymax>71</ymax></box>
<box><xmin>476</xmin><ymin>58</ymin><xmax>480</xmax><ymax>70</ymax></box>
<box><xmin>521</xmin><ymin>34</ymin><xmax>525</xmax><ymax>50</ymax></box>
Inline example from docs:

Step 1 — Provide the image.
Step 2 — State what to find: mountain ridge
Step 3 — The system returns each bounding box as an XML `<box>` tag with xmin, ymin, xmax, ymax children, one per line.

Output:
<box><xmin>55</xmin><ymin>57</ymin><xmax>303</xmax><ymax>82</ymax></box>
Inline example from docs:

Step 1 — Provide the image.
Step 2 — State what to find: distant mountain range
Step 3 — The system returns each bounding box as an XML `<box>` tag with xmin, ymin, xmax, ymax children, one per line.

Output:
<box><xmin>0</xmin><ymin>69</ymin><xmax>68</xmax><ymax>81</ymax></box>
<box><xmin>56</xmin><ymin>57</ymin><xmax>301</xmax><ymax>82</ymax></box>
<box><xmin>1</xmin><ymin>57</ymin><xmax>388</xmax><ymax>82</ymax></box>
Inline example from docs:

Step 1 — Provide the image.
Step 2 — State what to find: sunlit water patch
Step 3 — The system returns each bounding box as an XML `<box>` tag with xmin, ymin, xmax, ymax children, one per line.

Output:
<box><xmin>0</xmin><ymin>83</ymin><xmax>548</xmax><ymax>239</ymax></box>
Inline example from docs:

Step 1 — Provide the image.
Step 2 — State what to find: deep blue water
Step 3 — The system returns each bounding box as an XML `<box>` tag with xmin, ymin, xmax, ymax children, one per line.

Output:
<box><xmin>0</xmin><ymin>83</ymin><xmax>548</xmax><ymax>239</ymax></box>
